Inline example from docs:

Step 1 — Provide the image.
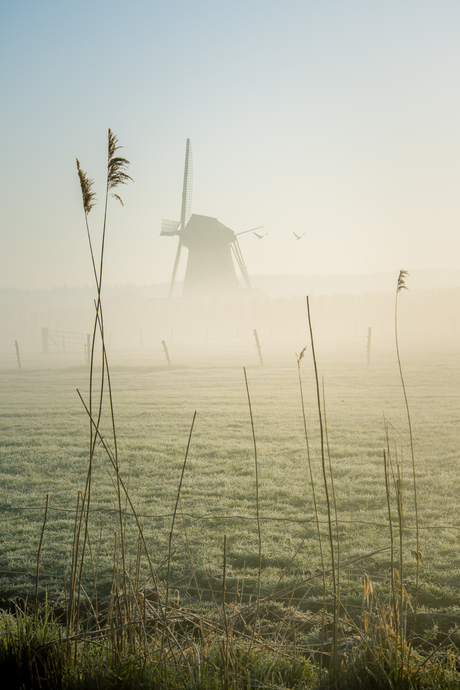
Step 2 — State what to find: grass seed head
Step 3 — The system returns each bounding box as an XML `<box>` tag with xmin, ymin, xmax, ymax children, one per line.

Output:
<box><xmin>107</xmin><ymin>128</ymin><xmax>133</xmax><ymax>204</ymax></box>
<box><xmin>363</xmin><ymin>572</ymin><xmax>374</xmax><ymax>605</ymax></box>
<box><xmin>397</xmin><ymin>269</ymin><xmax>409</xmax><ymax>293</ymax></box>
<box><xmin>76</xmin><ymin>158</ymin><xmax>96</xmax><ymax>215</ymax></box>
<box><xmin>411</xmin><ymin>549</ymin><xmax>424</xmax><ymax>564</ymax></box>
<box><xmin>111</xmin><ymin>193</ymin><xmax>124</xmax><ymax>206</ymax></box>
<box><xmin>296</xmin><ymin>346</ymin><xmax>307</xmax><ymax>365</ymax></box>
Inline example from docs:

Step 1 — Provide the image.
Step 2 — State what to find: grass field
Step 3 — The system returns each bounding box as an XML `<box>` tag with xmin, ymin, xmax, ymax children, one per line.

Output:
<box><xmin>3</xmin><ymin>128</ymin><xmax>459</xmax><ymax>686</ymax></box>
<box><xmin>1</xmin><ymin>329</ymin><xmax>459</xmax><ymax>632</ymax></box>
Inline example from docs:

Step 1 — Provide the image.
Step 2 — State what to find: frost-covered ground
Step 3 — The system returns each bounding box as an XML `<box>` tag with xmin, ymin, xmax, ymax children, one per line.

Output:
<box><xmin>0</xmin><ymin>333</ymin><xmax>459</xmax><ymax>615</ymax></box>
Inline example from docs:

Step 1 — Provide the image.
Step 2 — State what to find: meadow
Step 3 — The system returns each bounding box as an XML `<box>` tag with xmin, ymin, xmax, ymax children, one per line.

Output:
<box><xmin>3</xmin><ymin>128</ymin><xmax>460</xmax><ymax>687</ymax></box>
<box><xmin>1</xmin><ymin>309</ymin><xmax>460</xmax><ymax>688</ymax></box>
<box><xmin>1</xmin><ymin>328</ymin><xmax>459</xmax><ymax>614</ymax></box>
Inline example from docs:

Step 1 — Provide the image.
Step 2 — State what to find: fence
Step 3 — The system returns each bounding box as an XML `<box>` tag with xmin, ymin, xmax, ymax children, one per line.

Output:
<box><xmin>42</xmin><ymin>327</ymin><xmax>91</xmax><ymax>362</ymax></box>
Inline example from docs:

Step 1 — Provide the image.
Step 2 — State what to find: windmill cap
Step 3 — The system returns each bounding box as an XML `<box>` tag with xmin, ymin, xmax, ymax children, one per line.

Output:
<box><xmin>181</xmin><ymin>214</ymin><xmax>235</xmax><ymax>246</ymax></box>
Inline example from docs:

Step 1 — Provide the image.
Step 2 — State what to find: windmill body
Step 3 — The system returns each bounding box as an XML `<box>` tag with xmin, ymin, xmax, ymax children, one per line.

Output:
<box><xmin>161</xmin><ymin>140</ymin><xmax>252</xmax><ymax>299</ymax></box>
<box><xmin>181</xmin><ymin>214</ymin><xmax>242</xmax><ymax>297</ymax></box>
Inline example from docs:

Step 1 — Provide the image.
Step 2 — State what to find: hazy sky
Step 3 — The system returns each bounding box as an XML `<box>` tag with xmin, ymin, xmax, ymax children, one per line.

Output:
<box><xmin>1</xmin><ymin>1</ymin><xmax>460</xmax><ymax>289</ymax></box>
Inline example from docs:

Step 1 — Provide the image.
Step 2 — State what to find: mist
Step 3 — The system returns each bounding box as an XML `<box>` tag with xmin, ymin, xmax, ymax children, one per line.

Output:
<box><xmin>2</xmin><ymin>3</ymin><xmax>460</xmax><ymax>682</ymax></box>
<box><xmin>2</xmin><ymin>2</ymin><xmax>460</xmax><ymax>292</ymax></box>
<box><xmin>1</xmin><ymin>270</ymin><xmax>459</xmax><ymax>367</ymax></box>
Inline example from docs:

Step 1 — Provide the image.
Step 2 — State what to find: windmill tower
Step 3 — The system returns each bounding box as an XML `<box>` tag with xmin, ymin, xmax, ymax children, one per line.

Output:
<box><xmin>161</xmin><ymin>139</ymin><xmax>252</xmax><ymax>298</ymax></box>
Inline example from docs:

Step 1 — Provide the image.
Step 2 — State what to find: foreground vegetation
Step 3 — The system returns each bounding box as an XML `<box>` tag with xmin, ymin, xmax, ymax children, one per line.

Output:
<box><xmin>1</xmin><ymin>337</ymin><xmax>459</xmax><ymax>689</ymax></box>
<box><xmin>1</xmin><ymin>131</ymin><xmax>459</xmax><ymax>688</ymax></box>
<box><xmin>1</xmin><ymin>591</ymin><xmax>460</xmax><ymax>690</ymax></box>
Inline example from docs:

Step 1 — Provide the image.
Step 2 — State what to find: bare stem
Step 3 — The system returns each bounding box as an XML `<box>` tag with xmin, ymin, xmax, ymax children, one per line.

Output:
<box><xmin>306</xmin><ymin>296</ymin><xmax>338</xmax><ymax>668</ymax></box>
<box><xmin>243</xmin><ymin>367</ymin><xmax>262</xmax><ymax>613</ymax></box>
<box><xmin>296</xmin><ymin>353</ymin><xmax>326</xmax><ymax>588</ymax></box>
<box><xmin>165</xmin><ymin>411</ymin><xmax>197</xmax><ymax>610</ymax></box>
<box><xmin>34</xmin><ymin>493</ymin><xmax>49</xmax><ymax>608</ymax></box>
<box><xmin>395</xmin><ymin>271</ymin><xmax>420</xmax><ymax>646</ymax></box>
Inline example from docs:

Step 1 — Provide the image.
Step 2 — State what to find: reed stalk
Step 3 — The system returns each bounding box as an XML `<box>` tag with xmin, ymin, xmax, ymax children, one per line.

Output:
<box><xmin>295</xmin><ymin>348</ymin><xmax>325</xmax><ymax>585</ymax></box>
<box><xmin>75</xmin><ymin>130</ymin><xmax>133</xmax><ymax>639</ymax></box>
<box><xmin>384</xmin><ymin>448</ymin><xmax>399</xmax><ymax>660</ymax></box>
<box><xmin>395</xmin><ymin>270</ymin><xmax>420</xmax><ymax>648</ymax></box>
<box><xmin>296</xmin><ymin>346</ymin><xmax>327</xmax><ymax>666</ymax></box>
<box><xmin>322</xmin><ymin>378</ymin><xmax>341</xmax><ymax>603</ymax></box>
<box><xmin>76</xmin><ymin>390</ymin><xmax>165</xmax><ymax>611</ymax></box>
<box><xmin>165</xmin><ymin>411</ymin><xmax>197</xmax><ymax>610</ymax></box>
<box><xmin>34</xmin><ymin>493</ymin><xmax>49</xmax><ymax>610</ymax></box>
<box><xmin>306</xmin><ymin>296</ymin><xmax>338</xmax><ymax>669</ymax></box>
<box><xmin>243</xmin><ymin>367</ymin><xmax>262</xmax><ymax>611</ymax></box>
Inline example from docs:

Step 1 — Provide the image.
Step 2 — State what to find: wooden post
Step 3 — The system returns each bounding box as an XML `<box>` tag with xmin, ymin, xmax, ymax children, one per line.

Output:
<box><xmin>253</xmin><ymin>329</ymin><xmax>263</xmax><ymax>365</ymax></box>
<box><xmin>162</xmin><ymin>340</ymin><xmax>171</xmax><ymax>366</ymax></box>
<box><xmin>367</xmin><ymin>327</ymin><xmax>372</xmax><ymax>365</ymax></box>
<box><xmin>42</xmin><ymin>327</ymin><xmax>48</xmax><ymax>354</ymax></box>
<box><xmin>15</xmin><ymin>341</ymin><xmax>21</xmax><ymax>369</ymax></box>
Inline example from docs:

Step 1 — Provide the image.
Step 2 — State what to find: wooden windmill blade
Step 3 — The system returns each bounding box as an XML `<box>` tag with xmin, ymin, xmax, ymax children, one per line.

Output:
<box><xmin>168</xmin><ymin>139</ymin><xmax>193</xmax><ymax>298</ymax></box>
<box><xmin>231</xmin><ymin>237</ymin><xmax>252</xmax><ymax>289</ymax></box>
<box><xmin>168</xmin><ymin>239</ymin><xmax>183</xmax><ymax>298</ymax></box>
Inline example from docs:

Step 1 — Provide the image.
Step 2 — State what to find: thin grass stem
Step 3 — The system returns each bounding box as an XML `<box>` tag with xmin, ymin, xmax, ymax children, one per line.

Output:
<box><xmin>34</xmin><ymin>493</ymin><xmax>49</xmax><ymax>608</ymax></box>
<box><xmin>306</xmin><ymin>296</ymin><xmax>338</xmax><ymax>668</ymax></box>
<box><xmin>395</xmin><ymin>270</ymin><xmax>420</xmax><ymax>651</ymax></box>
<box><xmin>243</xmin><ymin>367</ymin><xmax>262</xmax><ymax>612</ymax></box>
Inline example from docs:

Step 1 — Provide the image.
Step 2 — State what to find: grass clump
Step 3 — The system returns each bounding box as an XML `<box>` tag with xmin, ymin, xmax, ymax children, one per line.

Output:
<box><xmin>1</xmin><ymin>600</ymin><xmax>460</xmax><ymax>689</ymax></box>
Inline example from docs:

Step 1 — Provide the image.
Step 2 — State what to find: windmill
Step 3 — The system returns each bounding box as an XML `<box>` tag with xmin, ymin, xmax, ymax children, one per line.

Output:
<box><xmin>161</xmin><ymin>139</ymin><xmax>253</xmax><ymax>298</ymax></box>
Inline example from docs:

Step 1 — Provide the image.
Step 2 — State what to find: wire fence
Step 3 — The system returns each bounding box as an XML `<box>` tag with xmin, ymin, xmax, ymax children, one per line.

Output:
<box><xmin>1</xmin><ymin>503</ymin><xmax>459</xmax><ymax>531</ymax></box>
<box><xmin>1</xmin><ymin>326</ymin><xmax>459</xmax><ymax>372</ymax></box>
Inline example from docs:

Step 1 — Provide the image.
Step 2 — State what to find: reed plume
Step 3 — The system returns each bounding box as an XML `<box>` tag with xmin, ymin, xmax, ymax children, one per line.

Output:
<box><xmin>397</xmin><ymin>269</ymin><xmax>409</xmax><ymax>293</ymax></box>
<box><xmin>76</xmin><ymin>159</ymin><xmax>96</xmax><ymax>215</ymax></box>
<box><xmin>107</xmin><ymin>128</ymin><xmax>133</xmax><ymax>204</ymax></box>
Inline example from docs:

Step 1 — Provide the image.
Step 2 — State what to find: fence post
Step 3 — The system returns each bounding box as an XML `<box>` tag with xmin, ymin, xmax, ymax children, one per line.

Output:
<box><xmin>253</xmin><ymin>329</ymin><xmax>264</xmax><ymax>365</ymax></box>
<box><xmin>367</xmin><ymin>327</ymin><xmax>372</xmax><ymax>365</ymax></box>
<box><xmin>162</xmin><ymin>340</ymin><xmax>171</xmax><ymax>366</ymax></box>
<box><xmin>15</xmin><ymin>341</ymin><xmax>21</xmax><ymax>369</ymax></box>
<box><xmin>42</xmin><ymin>327</ymin><xmax>48</xmax><ymax>354</ymax></box>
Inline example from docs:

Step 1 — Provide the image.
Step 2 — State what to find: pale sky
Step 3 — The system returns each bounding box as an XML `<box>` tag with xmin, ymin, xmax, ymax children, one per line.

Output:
<box><xmin>1</xmin><ymin>0</ymin><xmax>460</xmax><ymax>289</ymax></box>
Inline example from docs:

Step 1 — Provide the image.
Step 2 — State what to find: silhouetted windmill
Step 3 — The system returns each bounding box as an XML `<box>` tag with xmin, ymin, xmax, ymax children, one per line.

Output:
<box><xmin>161</xmin><ymin>139</ymin><xmax>253</xmax><ymax>298</ymax></box>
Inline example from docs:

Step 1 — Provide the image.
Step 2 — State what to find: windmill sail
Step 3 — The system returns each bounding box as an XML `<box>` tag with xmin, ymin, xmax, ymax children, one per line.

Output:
<box><xmin>168</xmin><ymin>139</ymin><xmax>193</xmax><ymax>297</ymax></box>
<box><xmin>181</xmin><ymin>139</ymin><xmax>193</xmax><ymax>230</ymax></box>
<box><xmin>162</xmin><ymin>139</ymin><xmax>254</xmax><ymax>299</ymax></box>
<box><xmin>160</xmin><ymin>219</ymin><xmax>180</xmax><ymax>236</ymax></box>
<box><xmin>231</xmin><ymin>238</ymin><xmax>252</xmax><ymax>289</ymax></box>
